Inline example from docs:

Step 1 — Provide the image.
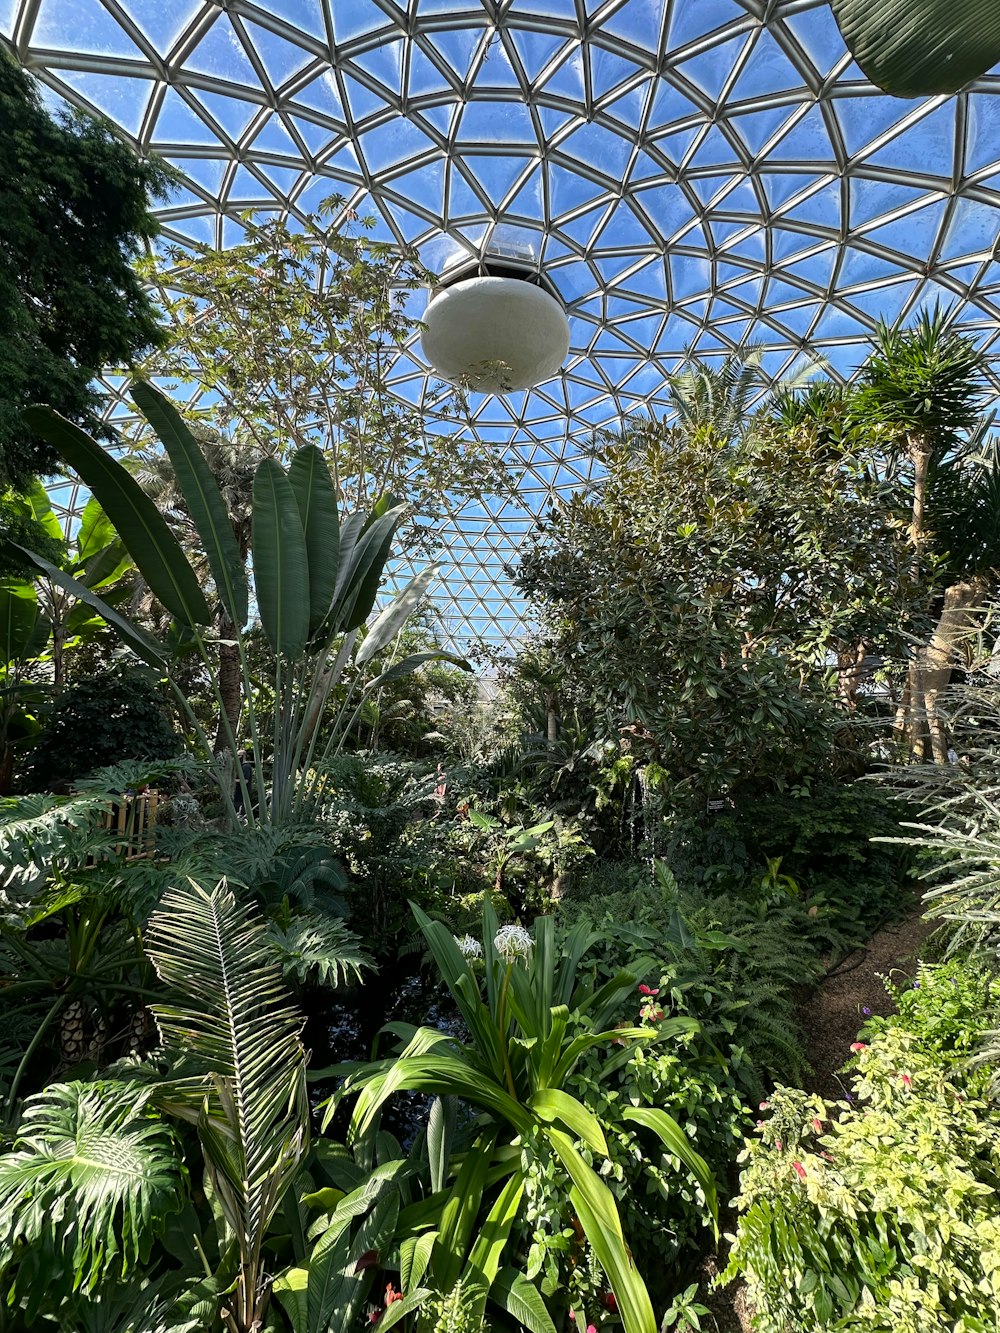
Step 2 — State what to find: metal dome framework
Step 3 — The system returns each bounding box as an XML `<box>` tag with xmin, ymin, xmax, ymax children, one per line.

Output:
<box><xmin>5</xmin><ymin>0</ymin><xmax>1000</xmax><ymax>648</ymax></box>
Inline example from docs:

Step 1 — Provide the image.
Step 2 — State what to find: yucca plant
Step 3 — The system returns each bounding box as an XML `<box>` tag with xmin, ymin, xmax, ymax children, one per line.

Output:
<box><xmin>145</xmin><ymin>878</ymin><xmax>311</xmax><ymax>1333</ymax></box>
<box><xmin>328</xmin><ymin>902</ymin><xmax>717</xmax><ymax>1333</ymax></box>
<box><xmin>11</xmin><ymin>383</ymin><xmax>469</xmax><ymax>829</ymax></box>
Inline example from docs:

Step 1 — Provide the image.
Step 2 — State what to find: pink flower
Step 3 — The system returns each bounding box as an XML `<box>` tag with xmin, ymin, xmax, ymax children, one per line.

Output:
<box><xmin>758</xmin><ymin>1101</ymin><xmax>770</xmax><ymax>1111</ymax></box>
<box><xmin>587</xmin><ymin>1326</ymin><xmax>597</xmax><ymax>1333</ymax></box>
<box><xmin>775</xmin><ymin>1139</ymin><xmax>783</xmax><ymax>1151</ymax></box>
<box><xmin>792</xmin><ymin>1161</ymin><xmax>806</xmax><ymax>1180</ymax></box>
<box><xmin>900</xmin><ymin>1073</ymin><xmax>912</xmax><ymax>1089</ymax></box>
<box><xmin>369</xmin><ymin>1313</ymin><xmax>381</xmax><ymax>1326</ymax></box>
<box><xmin>638</xmin><ymin>984</ymin><xmax>659</xmax><ymax>996</ymax></box>
<box><xmin>850</xmin><ymin>1042</ymin><xmax>867</xmax><ymax>1053</ymax></box>
<box><xmin>812</xmin><ymin>1118</ymin><xmax>823</xmax><ymax>1134</ymax></box>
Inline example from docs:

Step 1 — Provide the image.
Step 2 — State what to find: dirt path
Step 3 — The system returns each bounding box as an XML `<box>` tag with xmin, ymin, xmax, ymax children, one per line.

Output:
<box><xmin>699</xmin><ymin>910</ymin><xmax>935</xmax><ymax>1331</ymax></box>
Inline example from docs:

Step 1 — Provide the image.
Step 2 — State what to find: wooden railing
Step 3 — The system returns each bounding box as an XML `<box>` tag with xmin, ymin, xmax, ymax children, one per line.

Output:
<box><xmin>91</xmin><ymin>790</ymin><xmax>159</xmax><ymax>863</ymax></box>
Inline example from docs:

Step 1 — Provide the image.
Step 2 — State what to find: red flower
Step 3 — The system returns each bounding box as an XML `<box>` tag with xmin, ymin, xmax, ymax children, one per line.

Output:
<box><xmin>369</xmin><ymin>1313</ymin><xmax>381</xmax><ymax>1325</ymax></box>
<box><xmin>603</xmin><ymin>1292</ymin><xmax>618</xmax><ymax>1312</ymax></box>
<box><xmin>792</xmin><ymin>1161</ymin><xmax>807</xmax><ymax>1180</ymax></box>
<box><xmin>850</xmin><ymin>1042</ymin><xmax>867</xmax><ymax>1053</ymax></box>
<box><xmin>812</xmin><ymin>1118</ymin><xmax>823</xmax><ymax>1134</ymax></box>
<box><xmin>638</xmin><ymin>984</ymin><xmax>659</xmax><ymax>996</ymax></box>
<box><xmin>385</xmin><ymin>1284</ymin><xmax>403</xmax><ymax>1305</ymax></box>
<box><xmin>900</xmin><ymin>1073</ymin><xmax>912</xmax><ymax>1090</ymax></box>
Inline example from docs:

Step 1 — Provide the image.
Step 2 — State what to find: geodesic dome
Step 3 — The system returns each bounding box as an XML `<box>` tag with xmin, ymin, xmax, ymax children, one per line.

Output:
<box><xmin>5</xmin><ymin>0</ymin><xmax>1000</xmax><ymax>648</ymax></box>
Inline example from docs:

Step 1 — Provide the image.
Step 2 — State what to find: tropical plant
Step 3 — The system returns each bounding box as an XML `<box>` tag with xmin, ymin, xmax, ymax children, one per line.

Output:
<box><xmin>0</xmin><ymin>1080</ymin><xmax>186</xmax><ymax>1322</ymax></box>
<box><xmin>145</xmin><ymin>878</ymin><xmax>312</xmax><ymax>1333</ymax></box>
<box><xmin>133</xmin><ymin>203</ymin><xmax>513</xmax><ymax>540</ymax></box>
<box><xmin>11</xmin><ymin>383</ymin><xmax>469</xmax><ymax>828</ymax></box>
<box><xmin>721</xmin><ymin>962</ymin><xmax>1000</xmax><ymax>1331</ymax></box>
<box><xmin>0</xmin><ymin>49</ymin><xmax>172</xmax><ymax>492</ymax></box>
<box><xmin>828</xmin><ymin>0</ymin><xmax>1000</xmax><ymax>97</ymax></box>
<box><xmin>328</xmin><ymin>901</ymin><xmax>717</xmax><ymax>1333</ymax></box>
<box><xmin>0</xmin><ymin>578</ymin><xmax>49</xmax><ymax>793</ymax></box>
<box><xmin>852</xmin><ymin>307</ymin><xmax>990</xmax><ymax>762</ymax></box>
<box><xmin>516</xmin><ymin>415</ymin><xmax>919</xmax><ymax>803</ymax></box>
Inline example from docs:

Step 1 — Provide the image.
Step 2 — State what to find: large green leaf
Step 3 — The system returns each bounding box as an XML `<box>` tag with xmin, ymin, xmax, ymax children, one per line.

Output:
<box><xmin>24</xmin><ymin>480</ymin><xmax>63</xmax><ymax>545</ymax></box>
<box><xmin>529</xmin><ymin>1088</ymin><xmax>608</xmax><ymax>1156</ymax></box>
<box><xmin>491</xmin><ymin>1267</ymin><xmax>558</xmax><ymax>1333</ymax></box>
<box><xmin>430</xmin><ymin>1129</ymin><xmax>499</xmax><ymax>1292</ymax></box>
<box><xmin>6</xmin><ymin>544</ymin><xmax>165</xmax><ymax>668</ymax></box>
<box><xmin>75</xmin><ymin>496</ymin><xmax>116</xmax><ymax>563</ymax></box>
<box><xmin>0</xmin><ymin>581</ymin><xmax>41</xmax><ymax>664</ymax></box>
<box><xmin>620</xmin><ymin>1106</ymin><xmax>718</xmax><ymax>1232</ymax></box>
<box><xmin>363</xmin><ymin>650</ymin><xmax>472</xmax><ymax>693</ymax></box>
<box><xmin>146</xmin><ymin>880</ymin><xmax>309</xmax><ymax>1296</ymax></box>
<box><xmin>349</xmin><ymin>1054</ymin><xmax>533</xmax><ymax>1142</ymax></box>
<box><xmin>131</xmin><ymin>381</ymin><xmax>249</xmax><ymax>629</ymax></box>
<box><xmin>21</xmin><ymin>407</ymin><xmax>210</xmax><ymax>627</ymax></box>
<box><xmin>252</xmin><ymin>458</ymin><xmax>311</xmax><ymax>657</ymax></box>
<box><xmin>0</xmin><ymin>1081</ymin><xmax>184</xmax><ymax>1316</ymax></box>
<box><xmin>829</xmin><ymin>0</ymin><xmax>1000</xmax><ymax>96</ymax></box>
<box><xmin>547</xmin><ymin>1127</ymin><xmax>656</xmax><ymax>1333</ymax></box>
<box><xmin>288</xmin><ymin>445</ymin><xmax>340</xmax><ymax>637</ymax></box>
<box><xmin>465</xmin><ymin>1172</ymin><xmax>525</xmax><ymax>1322</ymax></box>
<box><xmin>356</xmin><ymin>562</ymin><xmax>441</xmax><ymax>666</ymax></box>
<box><xmin>331</xmin><ymin>507</ymin><xmax>405</xmax><ymax>633</ymax></box>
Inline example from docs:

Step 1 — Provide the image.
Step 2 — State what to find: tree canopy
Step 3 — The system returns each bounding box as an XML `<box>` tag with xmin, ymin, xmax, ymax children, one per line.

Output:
<box><xmin>0</xmin><ymin>50</ymin><xmax>172</xmax><ymax>491</ymax></box>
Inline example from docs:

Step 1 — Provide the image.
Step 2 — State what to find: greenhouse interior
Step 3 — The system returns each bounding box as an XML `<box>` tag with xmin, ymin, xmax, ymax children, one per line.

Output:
<box><xmin>3</xmin><ymin>1</ymin><xmax>1000</xmax><ymax>1329</ymax></box>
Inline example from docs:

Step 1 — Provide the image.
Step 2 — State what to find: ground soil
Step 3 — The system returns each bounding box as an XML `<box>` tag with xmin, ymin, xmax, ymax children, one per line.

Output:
<box><xmin>696</xmin><ymin>910</ymin><xmax>936</xmax><ymax>1332</ymax></box>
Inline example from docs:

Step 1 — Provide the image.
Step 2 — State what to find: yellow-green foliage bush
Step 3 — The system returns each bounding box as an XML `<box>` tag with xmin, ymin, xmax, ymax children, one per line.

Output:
<box><xmin>722</xmin><ymin>960</ymin><xmax>1000</xmax><ymax>1331</ymax></box>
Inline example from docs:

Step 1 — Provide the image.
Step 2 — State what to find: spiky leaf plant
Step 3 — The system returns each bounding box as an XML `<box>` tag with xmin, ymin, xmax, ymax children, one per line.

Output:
<box><xmin>0</xmin><ymin>1081</ymin><xmax>184</xmax><ymax>1321</ymax></box>
<box><xmin>145</xmin><ymin>879</ymin><xmax>310</xmax><ymax>1333</ymax></box>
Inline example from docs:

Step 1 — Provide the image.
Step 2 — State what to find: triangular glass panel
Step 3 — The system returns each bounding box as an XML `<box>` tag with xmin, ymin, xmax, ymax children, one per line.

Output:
<box><xmin>194</xmin><ymin>89</ymin><xmax>260</xmax><ymax>142</ymax></box>
<box><xmin>187</xmin><ymin>15</ymin><xmax>262</xmax><ymax>89</ymax></box>
<box><xmin>834</xmin><ymin>93</ymin><xmax>907</xmax><ymax>160</ymax></box>
<box><xmin>242</xmin><ymin>19</ymin><xmax>313</xmax><ymax>88</ymax></box>
<box><xmin>865</xmin><ymin>199</ymin><xmax>948</xmax><ymax>261</ymax></box>
<box><xmin>151</xmin><ymin>86</ymin><xmax>219</xmax><ymax>146</ymax></box>
<box><xmin>601</xmin><ymin>0</ymin><xmax>664</xmax><ymax>48</ymax></box>
<box><xmin>34</xmin><ymin>0</ymin><xmax>143</xmax><ymax>58</ymax></box>
<box><xmin>341</xmin><ymin>73</ymin><xmax>389</xmax><ymax>122</ymax></box>
<box><xmin>726</xmin><ymin>104</ymin><xmax>794</xmax><ymax>156</ymax></box>
<box><xmin>357</xmin><ymin>117</ymin><xmax>433</xmax><ymax>172</ymax></box>
<box><xmin>588</xmin><ymin>44</ymin><xmax>643</xmax><ymax>99</ymax></box>
<box><xmin>427</xmin><ymin>25</ymin><xmax>482</xmax><ymax>84</ymax></box>
<box><xmin>509</xmin><ymin>26</ymin><xmax>567</xmax><ymax>85</ymax></box>
<box><xmin>249</xmin><ymin>113</ymin><xmax>300</xmax><ymax>156</ymax></box>
<box><xmin>107</xmin><ymin>0</ymin><xmax>199</xmax><ymax>52</ymax></box>
<box><xmin>769</xmin><ymin>104</ymin><xmax>835</xmax><ymax>163</ymax></box>
<box><xmin>352</xmin><ymin>40</ymin><xmax>406</xmax><ymax>100</ymax></box>
<box><xmin>677</xmin><ymin>34</ymin><xmax>748</xmax><ymax>102</ymax></box>
<box><xmin>458</xmin><ymin>99</ymin><xmax>535</xmax><ymax>144</ymax></box>
<box><xmin>729</xmin><ymin>28</ymin><xmax>800</xmax><ymax>102</ymax></box>
<box><xmin>669</xmin><ymin>0</ymin><xmax>741</xmax><ymax>48</ymax></box>
<box><xmin>782</xmin><ymin>4</ymin><xmax>850</xmax><ymax>79</ymax></box>
<box><xmin>474</xmin><ymin>39</ymin><xmax>520</xmax><ymax>92</ymax></box>
<box><xmin>965</xmin><ymin>92</ymin><xmax>1000</xmax><ymax>176</ymax></box>
<box><xmin>58</xmin><ymin>69</ymin><xmax>152</xmax><ymax>138</ymax></box>
<box><xmin>866</xmin><ymin>102</ymin><xmax>956</xmax><ymax>176</ymax></box>
<box><xmin>292</xmin><ymin>70</ymin><xmax>345</xmax><ymax>120</ymax></box>
<box><xmin>693</xmin><ymin>124</ymin><xmax>741</xmax><ymax>169</ymax></box>
<box><xmin>289</xmin><ymin>114</ymin><xmax>334</xmax><ymax>156</ymax></box>
<box><xmin>850</xmin><ymin>177</ymin><xmax>929</xmax><ymax>229</ymax></box>
<box><xmin>937</xmin><ymin>196</ymin><xmax>1000</xmax><ymax>264</ymax></box>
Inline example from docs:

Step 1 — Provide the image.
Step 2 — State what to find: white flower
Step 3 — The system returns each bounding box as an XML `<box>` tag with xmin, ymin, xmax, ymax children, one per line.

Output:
<box><xmin>454</xmin><ymin>933</ymin><xmax>483</xmax><ymax>959</ymax></box>
<box><xmin>494</xmin><ymin>924</ymin><xmax>533</xmax><ymax>961</ymax></box>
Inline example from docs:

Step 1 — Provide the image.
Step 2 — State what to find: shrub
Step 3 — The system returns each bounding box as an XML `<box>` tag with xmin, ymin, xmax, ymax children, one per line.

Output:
<box><xmin>24</xmin><ymin>670</ymin><xmax>181</xmax><ymax>791</ymax></box>
<box><xmin>722</xmin><ymin>958</ymin><xmax>1000</xmax><ymax>1332</ymax></box>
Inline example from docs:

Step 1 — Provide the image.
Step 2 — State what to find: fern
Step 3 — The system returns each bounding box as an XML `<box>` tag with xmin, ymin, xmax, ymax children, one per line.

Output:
<box><xmin>265</xmin><ymin>911</ymin><xmax>372</xmax><ymax>989</ymax></box>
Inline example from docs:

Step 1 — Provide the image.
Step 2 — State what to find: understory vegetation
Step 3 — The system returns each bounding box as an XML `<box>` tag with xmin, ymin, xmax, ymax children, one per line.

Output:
<box><xmin>3</xmin><ymin>53</ymin><xmax>1000</xmax><ymax>1333</ymax></box>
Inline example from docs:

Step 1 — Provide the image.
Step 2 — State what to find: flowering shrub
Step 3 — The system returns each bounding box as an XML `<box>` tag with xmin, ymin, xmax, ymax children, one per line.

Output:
<box><xmin>721</xmin><ymin>961</ymin><xmax>1000</xmax><ymax>1332</ymax></box>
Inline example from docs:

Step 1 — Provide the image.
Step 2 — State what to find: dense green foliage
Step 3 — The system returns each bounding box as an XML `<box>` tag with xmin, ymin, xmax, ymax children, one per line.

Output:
<box><xmin>723</xmin><ymin>960</ymin><xmax>1000</xmax><ymax>1331</ymax></box>
<box><xmin>0</xmin><ymin>52</ymin><xmax>171</xmax><ymax>490</ymax></box>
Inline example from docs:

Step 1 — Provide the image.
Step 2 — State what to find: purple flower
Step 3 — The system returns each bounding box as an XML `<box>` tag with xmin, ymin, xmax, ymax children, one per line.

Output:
<box><xmin>862</xmin><ymin>1006</ymin><xmax>871</xmax><ymax>1016</ymax></box>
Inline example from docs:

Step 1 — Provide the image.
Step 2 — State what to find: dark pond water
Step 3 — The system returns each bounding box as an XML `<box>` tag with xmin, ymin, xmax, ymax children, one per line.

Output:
<box><xmin>303</xmin><ymin>963</ymin><xmax>467</xmax><ymax>1147</ymax></box>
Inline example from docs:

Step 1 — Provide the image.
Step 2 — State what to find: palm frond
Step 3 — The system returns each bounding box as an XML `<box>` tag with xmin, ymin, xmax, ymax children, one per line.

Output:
<box><xmin>145</xmin><ymin>879</ymin><xmax>309</xmax><ymax>1328</ymax></box>
<box><xmin>265</xmin><ymin>911</ymin><xmax>372</xmax><ymax>989</ymax></box>
<box><xmin>0</xmin><ymin>1081</ymin><xmax>184</xmax><ymax>1314</ymax></box>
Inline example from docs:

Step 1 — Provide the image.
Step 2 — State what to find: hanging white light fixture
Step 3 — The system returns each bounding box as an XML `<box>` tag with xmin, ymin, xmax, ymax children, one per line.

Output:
<box><xmin>420</xmin><ymin>233</ymin><xmax>570</xmax><ymax>393</ymax></box>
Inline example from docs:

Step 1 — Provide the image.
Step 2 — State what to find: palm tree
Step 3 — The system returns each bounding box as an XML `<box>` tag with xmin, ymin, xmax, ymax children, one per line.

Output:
<box><xmin>851</xmin><ymin>307</ymin><xmax>991</xmax><ymax>761</ymax></box>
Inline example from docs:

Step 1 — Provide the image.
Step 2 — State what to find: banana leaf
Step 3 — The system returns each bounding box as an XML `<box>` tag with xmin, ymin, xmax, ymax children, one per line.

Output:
<box><xmin>22</xmin><ymin>406</ymin><xmax>210</xmax><ymax>628</ymax></box>
<box><xmin>252</xmin><ymin>459</ymin><xmax>310</xmax><ymax>658</ymax></box>
<box><xmin>829</xmin><ymin>0</ymin><xmax>1000</xmax><ymax>96</ymax></box>
<box><xmin>131</xmin><ymin>381</ymin><xmax>249</xmax><ymax>629</ymax></box>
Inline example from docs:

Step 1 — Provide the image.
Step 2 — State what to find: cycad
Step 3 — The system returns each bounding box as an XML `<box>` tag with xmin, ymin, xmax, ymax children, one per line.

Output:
<box><xmin>0</xmin><ymin>1080</ymin><xmax>184</xmax><ymax>1322</ymax></box>
<box><xmin>146</xmin><ymin>879</ymin><xmax>310</xmax><ymax>1333</ymax></box>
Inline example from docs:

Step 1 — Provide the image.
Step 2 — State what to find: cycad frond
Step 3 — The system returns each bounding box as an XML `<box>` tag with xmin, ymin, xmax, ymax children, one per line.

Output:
<box><xmin>0</xmin><ymin>1081</ymin><xmax>184</xmax><ymax>1314</ymax></box>
<box><xmin>146</xmin><ymin>879</ymin><xmax>309</xmax><ymax>1329</ymax></box>
<box><xmin>266</xmin><ymin>911</ymin><xmax>372</xmax><ymax>988</ymax></box>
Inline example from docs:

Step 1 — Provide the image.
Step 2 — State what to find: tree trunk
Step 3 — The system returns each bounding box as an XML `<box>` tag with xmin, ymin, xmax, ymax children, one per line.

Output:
<box><xmin>895</xmin><ymin>431</ymin><xmax>935</xmax><ymax>758</ymax></box>
<box><xmin>837</xmin><ymin>641</ymin><xmax>868</xmax><ymax>709</ymax></box>
<box><xmin>545</xmin><ymin>689</ymin><xmax>558</xmax><ymax>749</ymax></box>
<box><xmin>213</xmin><ymin>639</ymin><xmax>242</xmax><ymax>753</ymax></box>
<box><xmin>920</xmin><ymin>579</ymin><xmax>984</xmax><ymax>763</ymax></box>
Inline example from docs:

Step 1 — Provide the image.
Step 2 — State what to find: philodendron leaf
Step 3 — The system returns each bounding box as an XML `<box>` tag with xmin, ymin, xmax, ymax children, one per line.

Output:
<box><xmin>21</xmin><ymin>407</ymin><xmax>210</xmax><ymax>628</ymax></box>
<box><xmin>829</xmin><ymin>0</ymin><xmax>1000</xmax><ymax>96</ymax></box>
